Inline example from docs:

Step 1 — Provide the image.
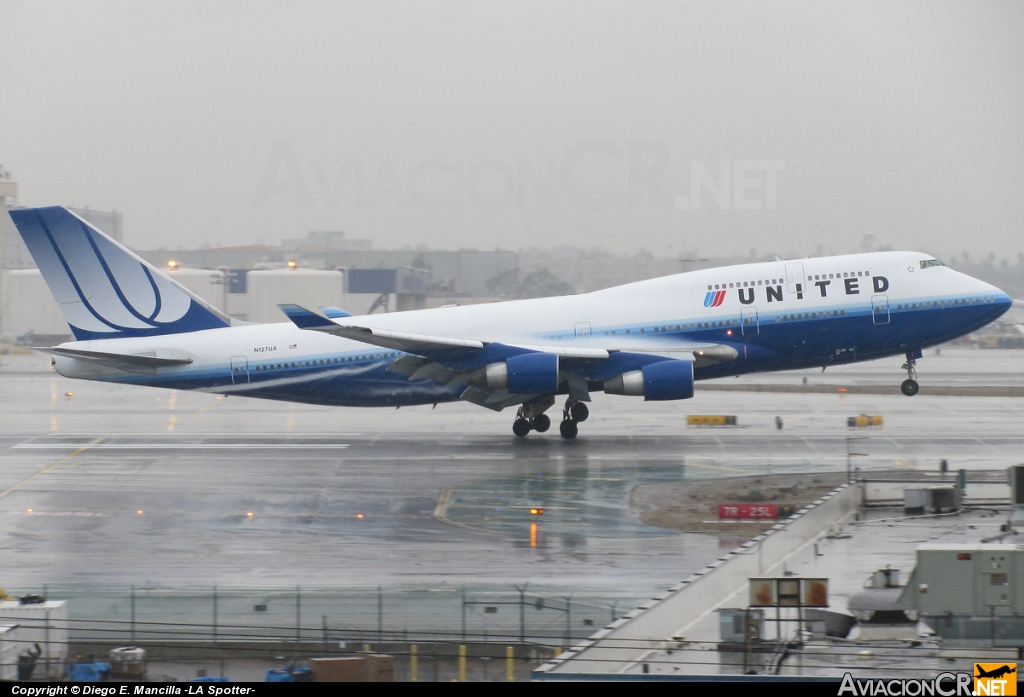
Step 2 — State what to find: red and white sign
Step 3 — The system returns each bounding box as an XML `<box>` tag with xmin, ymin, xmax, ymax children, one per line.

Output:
<box><xmin>718</xmin><ymin>504</ymin><xmax>778</xmax><ymax>519</ymax></box>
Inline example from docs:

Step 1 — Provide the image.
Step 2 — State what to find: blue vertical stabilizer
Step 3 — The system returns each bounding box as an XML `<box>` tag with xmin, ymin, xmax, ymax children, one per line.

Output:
<box><xmin>9</xmin><ymin>207</ymin><xmax>230</xmax><ymax>340</ymax></box>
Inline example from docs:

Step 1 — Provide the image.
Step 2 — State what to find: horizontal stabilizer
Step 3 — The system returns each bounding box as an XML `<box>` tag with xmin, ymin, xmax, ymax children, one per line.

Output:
<box><xmin>38</xmin><ymin>347</ymin><xmax>193</xmax><ymax>374</ymax></box>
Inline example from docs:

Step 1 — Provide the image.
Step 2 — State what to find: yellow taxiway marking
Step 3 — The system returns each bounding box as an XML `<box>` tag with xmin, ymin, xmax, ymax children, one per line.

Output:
<box><xmin>0</xmin><ymin>437</ymin><xmax>105</xmax><ymax>502</ymax></box>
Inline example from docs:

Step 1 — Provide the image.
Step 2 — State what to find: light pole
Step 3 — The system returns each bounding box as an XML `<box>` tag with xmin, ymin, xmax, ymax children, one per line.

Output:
<box><xmin>513</xmin><ymin>583</ymin><xmax>529</xmax><ymax>644</ymax></box>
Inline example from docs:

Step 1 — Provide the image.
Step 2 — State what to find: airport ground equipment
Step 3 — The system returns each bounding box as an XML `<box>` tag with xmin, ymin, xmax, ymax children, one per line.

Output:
<box><xmin>266</xmin><ymin>666</ymin><xmax>312</xmax><ymax>682</ymax></box>
<box><xmin>308</xmin><ymin>654</ymin><xmax>393</xmax><ymax>682</ymax></box>
<box><xmin>848</xmin><ymin>567</ymin><xmax>916</xmax><ymax>628</ymax></box>
<box><xmin>717</xmin><ymin>608</ymin><xmax>764</xmax><ymax>643</ymax></box>
<box><xmin>897</xmin><ymin>543</ymin><xmax>1024</xmax><ymax>646</ymax></box>
<box><xmin>847</xmin><ymin>414</ymin><xmax>883</xmax><ymax>428</ymax></box>
<box><xmin>67</xmin><ymin>660</ymin><xmax>111</xmax><ymax>681</ymax></box>
<box><xmin>109</xmin><ymin>646</ymin><xmax>146</xmax><ymax>679</ymax></box>
<box><xmin>688</xmin><ymin>415</ymin><xmax>737</xmax><ymax>426</ymax></box>
<box><xmin>903</xmin><ymin>486</ymin><xmax>960</xmax><ymax>515</ymax></box>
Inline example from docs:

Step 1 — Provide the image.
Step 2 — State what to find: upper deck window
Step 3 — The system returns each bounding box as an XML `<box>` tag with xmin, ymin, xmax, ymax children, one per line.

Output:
<box><xmin>920</xmin><ymin>259</ymin><xmax>946</xmax><ymax>269</ymax></box>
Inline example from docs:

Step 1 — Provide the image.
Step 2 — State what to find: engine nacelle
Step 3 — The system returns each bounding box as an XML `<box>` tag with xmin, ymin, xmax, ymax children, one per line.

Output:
<box><xmin>467</xmin><ymin>353</ymin><xmax>560</xmax><ymax>394</ymax></box>
<box><xmin>604</xmin><ymin>360</ymin><xmax>694</xmax><ymax>401</ymax></box>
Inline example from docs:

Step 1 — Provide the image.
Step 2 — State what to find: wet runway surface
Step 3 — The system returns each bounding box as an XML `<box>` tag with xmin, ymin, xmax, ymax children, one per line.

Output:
<box><xmin>1</xmin><ymin>348</ymin><xmax>1022</xmax><ymax>596</ymax></box>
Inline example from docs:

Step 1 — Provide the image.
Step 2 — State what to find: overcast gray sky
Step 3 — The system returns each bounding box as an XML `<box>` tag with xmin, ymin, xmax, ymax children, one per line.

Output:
<box><xmin>2</xmin><ymin>1</ymin><xmax>1022</xmax><ymax>260</ymax></box>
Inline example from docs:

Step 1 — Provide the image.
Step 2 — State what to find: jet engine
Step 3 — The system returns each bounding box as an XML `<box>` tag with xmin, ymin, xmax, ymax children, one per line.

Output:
<box><xmin>467</xmin><ymin>353</ymin><xmax>560</xmax><ymax>394</ymax></box>
<box><xmin>604</xmin><ymin>360</ymin><xmax>694</xmax><ymax>400</ymax></box>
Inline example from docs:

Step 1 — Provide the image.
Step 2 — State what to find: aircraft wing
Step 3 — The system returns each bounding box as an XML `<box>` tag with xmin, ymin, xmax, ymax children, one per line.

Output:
<box><xmin>38</xmin><ymin>347</ymin><xmax>194</xmax><ymax>374</ymax></box>
<box><xmin>278</xmin><ymin>304</ymin><xmax>737</xmax><ymax>410</ymax></box>
<box><xmin>278</xmin><ymin>304</ymin><xmax>609</xmax><ymax>357</ymax></box>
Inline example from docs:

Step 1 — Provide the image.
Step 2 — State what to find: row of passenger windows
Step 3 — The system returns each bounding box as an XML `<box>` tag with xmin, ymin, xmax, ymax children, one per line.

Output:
<box><xmin>897</xmin><ymin>297</ymin><xmax>996</xmax><ymax>311</ymax></box>
<box><xmin>707</xmin><ymin>271</ymin><xmax>872</xmax><ymax>291</ymax></box>
<box><xmin>596</xmin><ymin>321</ymin><xmax>739</xmax><ymax>337</ymax></box>
<box><xmin>777</xmin><ymin>310</ymin><xmax>845</xmax><ymax>322</ymax></box>
<box><xmin>709</xmin><ymin>279</ymin><xmax>781</xmax><ymax>290</ymax></box>
<box><xmin>809</xmin><ymin>271</ymin><xmax>869</xmax><ymax>281</ymax></box>
<box><xmin>254</xmin><ymin>352</ymin><xmax>399</xmax><ymax>372</ymax></box>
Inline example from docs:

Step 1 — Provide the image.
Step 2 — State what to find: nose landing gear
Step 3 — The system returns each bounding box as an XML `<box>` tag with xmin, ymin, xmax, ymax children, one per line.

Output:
<box><xmin>901</xmin><ymin>350</ymin><xmax>921</xmax><ymax>396</ymax></box>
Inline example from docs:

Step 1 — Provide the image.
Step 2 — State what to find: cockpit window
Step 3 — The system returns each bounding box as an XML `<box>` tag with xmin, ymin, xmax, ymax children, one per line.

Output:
<box><xmin>920</xmin><ymin>259</ymin><xmax>946</xmax><ymax>269</ymax></box>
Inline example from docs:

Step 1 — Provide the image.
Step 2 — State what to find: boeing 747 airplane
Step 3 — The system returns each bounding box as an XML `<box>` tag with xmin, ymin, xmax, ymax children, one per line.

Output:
<box><xmin>8</xmin><ymin>207</ymin><xmax>1012</xmax><ymax>438</ymax></box>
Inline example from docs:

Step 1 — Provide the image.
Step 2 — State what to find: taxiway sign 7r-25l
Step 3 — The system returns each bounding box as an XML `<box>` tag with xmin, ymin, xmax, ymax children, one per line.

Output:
<box><xmin>9</xmin><ymin>207</ymin><xmax>1013</xmax><ymax>439</ymax></box>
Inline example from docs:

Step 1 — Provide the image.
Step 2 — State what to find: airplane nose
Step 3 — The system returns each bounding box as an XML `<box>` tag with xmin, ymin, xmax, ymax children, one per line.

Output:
<box><xmin>965</xmin><ymin>273</ymin><xmax>1013</xmax><ymax>322</ymax></box>
<box><xmin>987</xmin><ymin>288</ymin><xmax>1013</xmax><ymax>321</ymax></box>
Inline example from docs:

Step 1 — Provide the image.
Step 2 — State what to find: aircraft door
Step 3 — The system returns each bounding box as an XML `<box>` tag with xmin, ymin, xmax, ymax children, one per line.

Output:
<box><xmin>741</xmin><ymin>307</ymin><xmax>759</xmax><ymax>335</ymax></box>
<box><xmin>230</xmin><ymin>355</ymin><xmax>250</xmax><ymax>384</ymax></box>
<box><xmin>574</xmin><ymin>322</ymin><xmax>592</xmax><ymax>338</ymax></box>
<box><xmin>785</xmin><ymin>262</ymin><xmax>805</xmax><ymax>295</ymax></box>
<box><xmin>871</xmin><ymin>295</ymin><xmax>890</xmax><ymax>325</ymax></box>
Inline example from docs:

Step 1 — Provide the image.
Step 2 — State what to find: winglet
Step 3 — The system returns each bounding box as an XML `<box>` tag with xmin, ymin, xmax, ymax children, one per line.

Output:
<box><xmin>319</xmin><ymin>306</ymin><xmax>353</xmax><ymax>319</ymax></box>
<box><xmin>278</xmin><ymin>304</ymin><xmax>337</xmax><ymax>329</ymax></box>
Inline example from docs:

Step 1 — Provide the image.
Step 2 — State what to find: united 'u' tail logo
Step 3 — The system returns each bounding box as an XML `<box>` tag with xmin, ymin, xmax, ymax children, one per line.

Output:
<box><xmin>8</xmin><ymin>206</ymin><xmax>230</xmax><ymax>341</ymax></box>
<box><xmin>704</xmin><ymin>290</ymin><xmax>726</xmax><ymax>308</ymax></box>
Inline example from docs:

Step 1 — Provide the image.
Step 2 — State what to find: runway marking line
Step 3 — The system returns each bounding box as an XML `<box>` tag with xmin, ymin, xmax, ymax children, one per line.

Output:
<box><xmin>683</xmin><ymin>462</ymin><xmax>746</xmax><ymax>473</ymax></box>
<box><xmin>0</xmin><ymin>436</ymin><xmax>105</xmax><ymax>502</ymax></box>
<box><xmin>13</xmin><ymin>443</ymin><xmax>350</xmax><ymax>450</ymax></box>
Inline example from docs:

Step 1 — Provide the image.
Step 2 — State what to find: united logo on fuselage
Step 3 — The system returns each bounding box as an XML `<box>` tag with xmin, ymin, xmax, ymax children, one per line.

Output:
<box><xmin>704</xmin><ymin>290</ymin><xmax>726</xmax><ymax>308</ymax></box>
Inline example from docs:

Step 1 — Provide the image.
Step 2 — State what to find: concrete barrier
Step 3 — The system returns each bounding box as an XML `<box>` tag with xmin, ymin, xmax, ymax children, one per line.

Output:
<box><xmin>535</xmin><ymin>484</ymin><xmax>861</xmax><ymax>677</ymax></box>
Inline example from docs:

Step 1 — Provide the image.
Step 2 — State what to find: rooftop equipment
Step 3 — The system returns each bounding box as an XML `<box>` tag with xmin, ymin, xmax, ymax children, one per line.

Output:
<box><xmin>898</xmin><ymin>543</ymin><xmax>1023</xmax><ymax>647</ymax></box>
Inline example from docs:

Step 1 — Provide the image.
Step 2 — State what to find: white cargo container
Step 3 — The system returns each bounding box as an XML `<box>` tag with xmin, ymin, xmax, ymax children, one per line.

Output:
<box><xmin>0</xmin><ymin>269</ymin><xmax>70</xmax><ymax>340</ymax></box>
<box><xmin>0</xmin><ymin>625</ymin><xmax>18</xmax><ymax>681</ymax></box>
<box><xmin>246</xmin><ymin>268</ymin><xmax>345</xmax><ymax>323</ymax></box>
<box><xmin>0</xmin><ymin>601</ymin><xmax>69</xmax><ymax>679</ymax></box>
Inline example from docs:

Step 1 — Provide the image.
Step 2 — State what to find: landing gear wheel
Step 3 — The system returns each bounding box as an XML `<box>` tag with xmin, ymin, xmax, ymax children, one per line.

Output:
<box><xmin>512</xmin><ymin>418</ymin><xmax>531</xmax><ymax>437</ymax></box>
<box><xmin>569</xmin><ymin>402</ymin><xmax>589</xmax><ymax>422</ymax></box>
<box><xmin>559</xmin><ymin>419</ymin><xmax>578</xmax><ymax>440</ymax></box>
<box><xmin>901</xmin><ymin>351</ymin><xmax>920</xmax><ymax>397</ymax></box>
<box><xmin>532</xmin><ymin>414</ymin><xmax>551</xmax><ymax>433</ymax></box>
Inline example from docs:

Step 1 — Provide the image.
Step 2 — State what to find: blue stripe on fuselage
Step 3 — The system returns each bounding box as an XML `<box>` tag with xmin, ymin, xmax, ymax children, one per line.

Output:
<box><xmin>91</xmin><ymin>292</ymin><xmax>1011</xmax><ymax>406</ymax></box>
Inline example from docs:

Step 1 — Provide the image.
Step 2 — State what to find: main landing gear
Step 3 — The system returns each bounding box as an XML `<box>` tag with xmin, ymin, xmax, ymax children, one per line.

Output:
<box><xmin>511</xmin><ymin>398</ymin><xmax>588</xmax><ymax>439</ymax></box>
<box><xmin>558</xmin><ymin>399</ymin><xmax>589</xmax><ymax>440</ymax></box>
<box><xmin>512</xmin><ymin>404</ymin><xmax>553</xmax><ymax>438</ymax></box>
<box><xmin>901</xmin><ymin>350</ymin><xmax>921</xmax><ymax>397</ymax></box>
